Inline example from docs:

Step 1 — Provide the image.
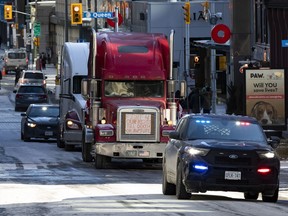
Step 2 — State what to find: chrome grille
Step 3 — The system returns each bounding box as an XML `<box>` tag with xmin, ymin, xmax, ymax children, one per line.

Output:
<box><xmin>117</xmin><ymin>107</ymin><xmax>160</xmax><ymax>142</ymax></box>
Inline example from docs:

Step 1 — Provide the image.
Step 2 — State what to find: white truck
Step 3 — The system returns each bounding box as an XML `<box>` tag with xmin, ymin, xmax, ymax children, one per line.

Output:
<box><xmin>57</xmin><ymin>42</ymin><xmax>93</xmax><ymax>162</ymax></box>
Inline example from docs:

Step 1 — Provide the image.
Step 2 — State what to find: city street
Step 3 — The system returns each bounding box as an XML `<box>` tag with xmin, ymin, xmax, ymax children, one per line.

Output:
<box><xmin>0</xmin><ymin>48</ymin><xmax>288</xmax><ymax>215</ymax></box>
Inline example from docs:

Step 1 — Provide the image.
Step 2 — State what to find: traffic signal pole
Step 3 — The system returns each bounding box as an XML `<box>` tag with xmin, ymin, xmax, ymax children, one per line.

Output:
<box><xmin>210</xmin><ymin>2</ymin><xmax>217</xmax><ymax>114</ymax></box>
<box><xmin>183</xmin><ymin>1</ymin><xmax>191</xmax><ymax>102</ymax></box>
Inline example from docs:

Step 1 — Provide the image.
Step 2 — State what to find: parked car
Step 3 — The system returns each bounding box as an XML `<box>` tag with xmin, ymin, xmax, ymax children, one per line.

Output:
<box><xmin>15</xmin><ymin>70</ymin><xmax>47</xmax><ymax>89</ymax></box>
<box><xmin>13</xmin><ymin>84</ymin><xmax>49</xmax><ymax>111</ymax></box>
<box><xmin>162</xmin><ymin>114</ymin><xmax>280</xmax><ymax>202</ymax></box>
<box><xmin>2</xmin><ymin>48</ymin><xmax>28</xmax><ymax>74</ymax></box>
<box><xmin>20</xmin><ymin>104</ymin><xmax>60</xmax><ymax>141</ymax></box>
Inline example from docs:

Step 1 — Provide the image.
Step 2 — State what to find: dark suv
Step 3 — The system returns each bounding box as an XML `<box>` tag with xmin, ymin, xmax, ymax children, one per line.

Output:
<box><xmin>14</xmin><ymin>85</ymin><xmax>49</xmax><ymax>111</ymax></box>
<box><xmin>162</xmin><ymin>114</ymin><xmax>280</xmax><ymax>202</ymax></box>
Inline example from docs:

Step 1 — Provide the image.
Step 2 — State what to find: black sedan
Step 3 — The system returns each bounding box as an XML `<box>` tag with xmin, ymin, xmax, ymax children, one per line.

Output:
<box><xmin>21</xmin><ymin>104</ymin><xmax>59</xmax><ymax>141</ymax></box>
<box><xmin>162</xmin><ymin>114</ymin><xmax>280</xmax><ymax>202</ymax></box>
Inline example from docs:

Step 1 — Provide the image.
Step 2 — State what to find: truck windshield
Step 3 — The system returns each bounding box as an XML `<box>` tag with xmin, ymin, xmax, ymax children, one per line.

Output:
<box><xmin>105</xmin><ymin>81</ymin><xmax>164</xmax><ymax>97</ymax></box>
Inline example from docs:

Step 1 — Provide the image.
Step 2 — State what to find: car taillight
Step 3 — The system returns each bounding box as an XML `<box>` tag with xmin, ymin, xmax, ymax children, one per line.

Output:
<box><xmin>257</xmin><ymin>167</ymin><xmax>271</xmax><ymax>174</ymax></box>
<box><xmin>15</xmin><ymin>94</ymin><xmax>24</xmax><ymax>99</ymax></box>
<box><xmin>39</xmin><ymin>95</ymin><xmax>47</xmax><ymax>99</ymax></box>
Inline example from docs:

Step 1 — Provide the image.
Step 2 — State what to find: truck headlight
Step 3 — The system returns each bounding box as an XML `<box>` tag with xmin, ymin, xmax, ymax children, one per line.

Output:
<box><xmin>66</xmin><ymin>120</ymin><xmax>81</xmax><ymax>130</ymax></box>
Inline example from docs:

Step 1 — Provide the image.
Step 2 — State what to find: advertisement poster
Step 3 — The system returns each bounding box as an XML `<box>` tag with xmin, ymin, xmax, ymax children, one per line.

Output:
<box><xmin>245</xmin><ymin>69</ymin><xmax>285</xmax><ymax>126</ymax></box>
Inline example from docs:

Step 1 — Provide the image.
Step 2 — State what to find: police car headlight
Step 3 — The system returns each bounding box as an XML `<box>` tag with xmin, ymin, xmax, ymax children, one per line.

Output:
<box><xmin>27</xmin><ymin>122</ymin><xmax>36</xmax><ymax>128</ymax></box>
<box><xmin>184</xmin><ymin>146</ymin><xmax>210</xmax><ymax>156</ymax></box>
<box><xmin>257</xmin><ymin>151</ymin><xmax>275</xmax><ymax>159</ymax></box>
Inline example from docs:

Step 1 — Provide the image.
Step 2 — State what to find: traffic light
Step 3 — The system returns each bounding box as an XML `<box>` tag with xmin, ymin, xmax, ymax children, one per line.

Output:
<box><xmin>201</xmin><ymin>1</ymin><xmax>210</xmax><ymax>20</ymax></box>
<box><xmin>34</xmin><ymin>37</ymin><xmax>40</xmax><ymax>47</ymax></box>
<box><xmin>4</xmin><ymin>5</ymin><xmax>13</xmax><ymax>20</ymax></box>
<box><xmin>182</xmin><ymin>2</ymin><xmax>190</xmax><ymax>24</ymax></box>
<box><xmin>71</xmin><ymin>3</ymin><xmax>83</xmax><ymax>25</ymax></box>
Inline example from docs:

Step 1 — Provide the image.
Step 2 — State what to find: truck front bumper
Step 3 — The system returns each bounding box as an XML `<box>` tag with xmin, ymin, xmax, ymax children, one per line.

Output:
<box><xmin>93</xmin><ymin>142</ymin><xmax>167</xmax><ymax>159</ymax></box>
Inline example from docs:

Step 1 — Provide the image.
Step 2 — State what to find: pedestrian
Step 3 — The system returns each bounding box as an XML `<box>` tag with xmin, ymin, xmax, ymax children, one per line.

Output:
<box><xmin>14</xmin><ymin>68</ymin><xmax>21</xmax><ymax>86</ymax></box>
<box><xmin>41</xmin><ymin>52</ymin><xmax>46</xmax><ymax>70</ymax></box>
<box><xmin>0</xmin><ymin>67</ymin><xmax>2</xmax><ymax>89</ymax></box>
<box><xmin>188</xmin><ymin>88</ymin><xmax>201</xmax><ymax>113</ymax></box>
<box><xmin>200</xmin><ymin>86</ymin><xmax>212</xmax><ymax>113</ymax></box>
<box><xmin>175</xmin><ymin>90</ymin><xmax>184</xmax><ymax>119</ymax></box>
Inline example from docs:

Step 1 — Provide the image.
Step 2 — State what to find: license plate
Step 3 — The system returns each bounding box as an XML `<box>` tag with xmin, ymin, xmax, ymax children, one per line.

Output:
<box><xmin>139</xmin><ymin>150</ymin><xmax>150</xmax><ymax>157</ymax></box>
<box><xmin>126</xmin><ymin>150</ymin><xmax>137</xmax><ymax>157</ymax></box>
<box><xmin>45</xmin><ymin>131</ymin><xmax>53</xmax><ymax>136</ymax></box>
<box><xmin>224</xmin><ymin>171</ymin><xmax>241</xmax><ymax>180</ymax></box>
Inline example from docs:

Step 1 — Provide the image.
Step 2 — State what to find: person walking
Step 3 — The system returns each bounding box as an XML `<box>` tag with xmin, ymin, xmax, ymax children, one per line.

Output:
<box><xmin>200</xmin><ymin>86</ymin><xmax>212</xmax><ymax>113</ymax></box>
<box><xmin>41</xmin><ymin>52</ymin><xmax>47</xmax><ymax>70</ymax></box>
<box><xmin>14</xmin><ymin>68</ymin><xmax>21</xmax><ymax>86</ymax></box>
<box><xmin>188</xmin><ymin>88</ymin><xmax>201</xmax><ymax>113</ymax></box>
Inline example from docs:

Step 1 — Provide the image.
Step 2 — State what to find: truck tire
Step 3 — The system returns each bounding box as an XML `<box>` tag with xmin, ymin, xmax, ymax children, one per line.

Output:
<box><xmin>95</xmin><ymin>154</ymin><xmax>107</xmax><ymax>169</ymax></box>
<box><xmin>57</xmin><ymin>126</ymin><xmax>65</xmax><ymax>148</ymax></box>
<box><xmin>64</xmin><ymin>144</ymin><xmax>74</xmax><ymax>151</ymax></box>
<box><xmin>82</xmin><ymin>142</ymin><xmax>93</xmax><ymax>162</ymax></box>
<box><xmin>56</xmin><ymin>136</ymin><xmax>65</xmax><ymax>148</ymax></box>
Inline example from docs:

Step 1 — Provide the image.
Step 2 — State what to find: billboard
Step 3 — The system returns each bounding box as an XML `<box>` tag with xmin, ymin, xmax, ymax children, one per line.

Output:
<box><xmin>244</xmin><ymin>68</ymin><xmax>286</xmax><ymax>130</ymax></box>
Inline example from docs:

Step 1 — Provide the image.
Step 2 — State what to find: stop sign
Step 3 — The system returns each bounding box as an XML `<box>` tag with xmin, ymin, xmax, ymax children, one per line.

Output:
<box><xmin>107</xmin><ymin>12</ymin><xmax>123</xmax><ymax>28</ymax></box>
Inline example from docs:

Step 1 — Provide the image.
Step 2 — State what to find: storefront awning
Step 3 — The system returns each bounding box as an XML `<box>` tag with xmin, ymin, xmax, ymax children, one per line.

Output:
<box><xmin>192</xmin><ymin>40</ymin><xmax>230</xmax><ymax>52</ymax></box>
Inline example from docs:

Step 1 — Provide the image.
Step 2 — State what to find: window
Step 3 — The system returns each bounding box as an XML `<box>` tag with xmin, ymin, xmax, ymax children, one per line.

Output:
<box><xmin>24</xmin><ymin>73</ymin><xmax>44</xmax><ymax>79</ymax></box>
<box><xmin>104</xmin><ymin>81</ymin><xmax>164</xmax><ymax>98</ymax></box>
<box><xmin>73</xmin><ymin>75</ymin><xmax>86</xmax><ymax>94</ymax></box>
<box><xmin>187</xmin><ymin>118</ymin><xmax>266</xmax><ymax>142</ymax></box>
<box><xmin>255</xmin><ymin>0</ymin><xmax>269</xmax><ymax>44</ymax></box>
<box><xmin>19</xmin><ymin>86</ymin><xmax>45</xmax><ymax>94</ymax></box>
<box><xmin>8</xmin><ymin>52</ymin><xmax>26</xmax><ymax>59</ymax></box>
<box><xmin>29</xmin><ymin>106</ymin><xmax>59</xmax><ymax>117</ymax></box>
<box><xmin>118</xmin><ymin>46</ymin><xmax>148</xmax><ymax>53</ymax></box>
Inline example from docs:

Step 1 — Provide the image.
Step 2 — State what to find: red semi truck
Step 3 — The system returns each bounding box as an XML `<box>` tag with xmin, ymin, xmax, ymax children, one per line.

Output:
<box><xmin>77</xmin><ymin>29</ymin><xmax>185</xmax><ymax>168</ymax></box>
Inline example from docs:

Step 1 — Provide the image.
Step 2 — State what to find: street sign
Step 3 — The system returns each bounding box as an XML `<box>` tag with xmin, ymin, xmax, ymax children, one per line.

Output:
<box><xmin>107</xmin><ymin>12</ymin><xmax>123</xmax><ymax>27</ymax></box>
<box><xmin>34</xmin><ymin>23</ymin><xmax>41</xmax><ymax>36</ymax></box>
<box><xmin>83</xmin><ymin>11</ymin><xmax>113</xmax><ymax>19</ymax></box>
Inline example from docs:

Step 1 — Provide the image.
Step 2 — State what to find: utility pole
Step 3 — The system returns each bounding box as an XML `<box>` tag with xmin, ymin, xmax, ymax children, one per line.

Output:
<box><xmin>210</xmin><ymin>2</ymin><xmax>217</xmax><ymax>113</ymax></box>
<box><xmin>183</xmin><ymin>0</ymin><xmax>191</xmax><ymax>104</ymax></box>
<box><xmin>65</xmin><ymin>0</ymin><xmax>68</xmax><ymax>42</ymax></box>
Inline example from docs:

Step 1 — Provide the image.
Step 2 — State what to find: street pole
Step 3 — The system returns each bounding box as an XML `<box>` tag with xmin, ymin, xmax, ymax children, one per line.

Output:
<box><xmin>65</xmin><ymin>0</ymin><xmax>68</xmax><ymax>42</ymax></box>
<box><xmin>210</xmin><ymin>2</ymin><xmax>217</xmax><ymax>113</ymax></box>
<box><xmin>15</xmin><ymin>0</ymin><xmax>18</xmax><ymax>48</ymax></box>
<box><xmin>185</xmin><ymin>0</ymin><xmax>190</xmax><ymax>107</ymax></box>
<box><xmin>115</xmin><ymin>7</ymin><xmax>119</xmax><ymax>32</ymax></box>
